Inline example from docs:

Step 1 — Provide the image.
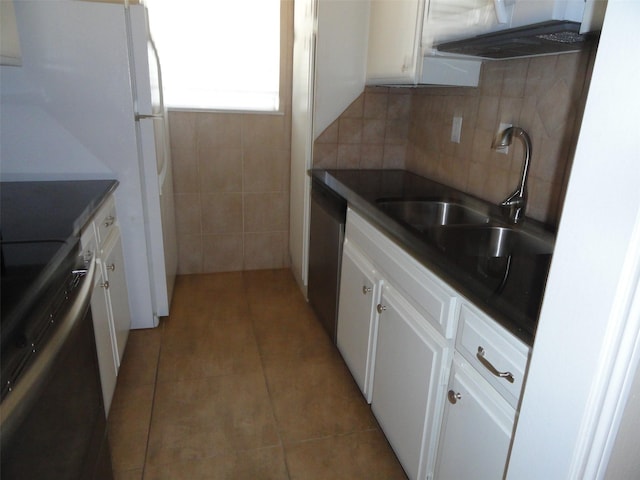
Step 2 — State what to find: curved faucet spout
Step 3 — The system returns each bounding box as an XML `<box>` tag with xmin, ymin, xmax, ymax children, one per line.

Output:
<box><xmin>492</xmin><ymin>126</ymin><xmax>531</xmax><ymax>223</ymax></box>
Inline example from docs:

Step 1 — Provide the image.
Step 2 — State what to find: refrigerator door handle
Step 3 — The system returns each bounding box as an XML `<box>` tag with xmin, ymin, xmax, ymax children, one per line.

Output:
<box><xmin>135</xmin><ymin>113</ymin><xmax>163</xmax><ymax>120</ymax></box>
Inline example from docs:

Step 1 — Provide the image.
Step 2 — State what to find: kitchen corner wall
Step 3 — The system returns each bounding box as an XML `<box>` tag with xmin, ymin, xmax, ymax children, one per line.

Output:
<box><xmin>313</xmin><ymin>46</ymin><xmax>596</xmax><ymax>228</ymax></box>
<box><xmin>168</xmin><ymin>1</ymin><xmax>293</xmax><ymax>275</ymax></box>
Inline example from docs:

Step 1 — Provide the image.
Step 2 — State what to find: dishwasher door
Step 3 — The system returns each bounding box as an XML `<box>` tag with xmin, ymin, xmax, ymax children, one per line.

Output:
<box><xmin>308</xmin><ymin>180</ymin><xmax>347</xmax><ymax>343</ymax></box>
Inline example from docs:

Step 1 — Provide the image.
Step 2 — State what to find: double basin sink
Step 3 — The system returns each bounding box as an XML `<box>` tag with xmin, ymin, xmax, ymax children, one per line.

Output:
<box><xmin>376</xmin><ymin>198</ymin><xmax>553</xmax><ymax>259</ymax></box>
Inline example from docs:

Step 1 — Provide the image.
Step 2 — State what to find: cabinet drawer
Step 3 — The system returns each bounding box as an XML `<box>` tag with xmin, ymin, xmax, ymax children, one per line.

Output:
<box><xmin>346</xmin><ymin>208</ymin><xmax>457</xmax><ymax>338</ymax></box>
<box><xmin>95</xmin><ymin>195</ymin><xmax>117</xmax><ymax>245</ymax></box>
<box><xmin>456</xmin><ymin>304</ymin><xmax>530</xmax><ymax>408</ymax></box>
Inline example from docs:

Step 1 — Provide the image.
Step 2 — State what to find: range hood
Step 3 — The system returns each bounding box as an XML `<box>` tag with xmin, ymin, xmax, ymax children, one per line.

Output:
<box><xmin>435</xmin><ymin>20</ymin><xmax>598</xmax><ymax>59</ymax></box>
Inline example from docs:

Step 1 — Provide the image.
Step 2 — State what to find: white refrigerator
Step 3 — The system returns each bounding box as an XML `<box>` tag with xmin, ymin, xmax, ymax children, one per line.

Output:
<box><xmin>0</xmin><ymin>1</ymin><xmax>177</xmax><ymax>328</ymax></box>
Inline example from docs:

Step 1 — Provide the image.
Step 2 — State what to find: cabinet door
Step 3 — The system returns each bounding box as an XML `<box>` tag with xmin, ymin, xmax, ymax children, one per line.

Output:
<box><xmin>366</xmin><ymin>0</ymin><xmax>424</xmax><ymax>84</ymax></box>
<box><xmin>102</xmin><ymin>232</ymin><xmax>131</xmax><ymax>366</ymax></box>
<box><xmin>336</xmin><ymin>242</ymin><xmax>381</xmax><ymax>402</ymax></box>
<box><xmin>435</xmin><ymin>354</ymin><xmax>516</xmax><ymax>480</ymax></box>
<box><xmin>371</xmin><ymin>284</ymin><xmax>449</xmax><ymax>480</ymax></box>
<box><xmin>91</xmin><ymin>267</ymin><xmax>118</xmax><ymax>416</ymax></box>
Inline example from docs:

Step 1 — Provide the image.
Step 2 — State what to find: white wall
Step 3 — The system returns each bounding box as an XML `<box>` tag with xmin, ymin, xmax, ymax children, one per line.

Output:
<box><xmin>507</xmin><ymin>1</ymin><xmax>640</xmax><ymax>478</ymax></box>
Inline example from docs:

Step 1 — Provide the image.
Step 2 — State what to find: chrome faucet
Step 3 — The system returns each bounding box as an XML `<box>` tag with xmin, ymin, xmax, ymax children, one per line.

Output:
<box><xmin>492</xmin><ymin>126</ymin><xmax>532</xmax><ymax>224</ymax></box>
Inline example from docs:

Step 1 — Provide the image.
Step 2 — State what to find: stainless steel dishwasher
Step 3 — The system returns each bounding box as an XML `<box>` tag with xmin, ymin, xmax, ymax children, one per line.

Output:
<box><xmin>308</xmin><ymin>179</ymin><xmax>347</xmax><ymax>343</ymax></box>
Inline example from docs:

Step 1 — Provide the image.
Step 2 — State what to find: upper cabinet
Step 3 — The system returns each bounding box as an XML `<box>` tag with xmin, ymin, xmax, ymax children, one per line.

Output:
<box><xmin>366</xmin><ymin>0</ymin><xmax>606</xmax><ymax>86</ymax></box>
<box><xmin>367</xmin><ymin>0</ymin><xmax>490</xmax><ymax>87</ymax></box>
<box><xmin>1</xmin><ymin>1</ymin><xmax>21</xmax><ymax>66</ymax></box>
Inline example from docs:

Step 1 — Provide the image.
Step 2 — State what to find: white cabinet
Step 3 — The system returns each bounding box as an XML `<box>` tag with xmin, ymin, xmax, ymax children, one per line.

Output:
<box><xmin>336</xmin><ymin>241</ymin><xmax>381</xmax><ymax>402</ymax></box>
<box><xmin>366</xmin><ymin>0</ymin><xmax>424</xmax><ymax>84</ymax></box>
<box><xmin>81</xmin><ymin>194</ymin><xmax>131</xmax><ymax>415</ymax></box>
<box><xmin>101</xmin><ymin>232</ymin><xmax>130</xmax><ymax>366</ymax></box>
<box><xmin>336</xmin><ymin>207</ymin><xmax>532</xmax><ymax>479</ymax></box>
<box><xmin>435</xmin><ymin>302</ymin><xmax>530</xmax><ymax>478</ymax></box>
<box><xmin>372</xmin><ymin>284</ymin><xmax>449</xmax><ymax>480</ymax></box>
<box><xmin>435</xmin><ymin>353</ymin><xmax>516</xmax><ymax>480</ymax></box>
<box><xmin>366</xmin><ymin>0</ymin><xmax>484</xmax><ymax>86</ymax></box>
<box><xmin>337</xmin><ymin>207</ymin><xmax>456</xmax><ymax>479</ymax></box>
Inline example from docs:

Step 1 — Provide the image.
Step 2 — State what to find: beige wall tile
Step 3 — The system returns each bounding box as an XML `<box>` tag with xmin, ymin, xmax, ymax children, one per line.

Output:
<box><xmin>243</xmin><ymin>114</ymin><xmax>288</xmax><ymax>151</ymax></box>
<box><xmin>363</xmin><ymin>91</ymin><xmax>389</xmax><ymax>119</ymax></box>
<box><xmin>244</xmin><ymin>232</ymin><xmax>290</xmax><ymax>270</ymax></box>
<box><xmin>244</xmin><ymin>192</ymin><xmax>289</xmax><ymax>233</ymax></box>
<box><xmin>196</xmin><ymin>112</ymin><xmax>243</xmax><ymax>148</ymax></box>
<box><xmin>176</xmin><ymin>234</ymin><xmax>202</xmax><ymax>275</ymax></box>
<box><xmin>243</xmin><ymin>146</ymin><xmax>290</xmax><ymax>193</ymax></box>
<box><xmin>202</xmin><ymin>234</ymin><xmax>244</xmax><ymax>273</ymax></box>
<box><xmin>173</xmin><ymin>193</ymin><xmax>201</xmax><ymax>235</ymax></box>
<box><xmin>338</xmin><ymin>118</ymin><xmax>363</xmax><ymax>144</ymax></box>
<box><xmin>201</xmin><ymin>193</ymin><xmax>243</xmax><ymax>234</ymax></box>
<box><xmin>337</xmin><ymin>144</ymin><xmax>361</xmax><ymax>168</ymax></box>
<box><xmin>312</xmin><ymin>143</ymin><xmax>338</xmax><ymax>169</ymax></box>
<box><xmin>315</xmin><ymin>120</ymin><xmax>338</xmax><ymax>144</ymax></box>
<box><xmin>198</xmin><ymin>147</ymin><xmax>243</xmax><ymax>193</ymax></box>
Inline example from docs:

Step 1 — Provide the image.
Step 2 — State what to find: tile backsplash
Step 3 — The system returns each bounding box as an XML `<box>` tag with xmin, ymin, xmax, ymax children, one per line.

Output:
<box><xmin>313</xmin><ymin>46</ymin><xmax>596</xmax><ymax>228</ymax></box>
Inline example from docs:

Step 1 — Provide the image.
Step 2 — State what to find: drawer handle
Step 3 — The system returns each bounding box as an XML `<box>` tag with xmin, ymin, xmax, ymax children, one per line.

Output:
<box><xmin>376</xmin><ymin>304</ymin><xmax>386</xmax><ymax>314</ymax></box>
<box><xmin>106</xmin><ymin>263</ymin><xmax>116</xmax><ymax>272</ymax></box>
<box><xmin>362</xmin><ymin>285</ymin><xmax>372</xmax><ymax>295</ymax></box>
<box><xmin>104</xmin><ymin>215</ymin><xmax>115</xmax><ymax>227</ymax></box>
<box><xmin>476</xmin><ymin>346</ymin><xmax>514</xmax><ymax>383</ymax></box>
<box><xmin>100</xmin><ymin>281</ymin><xmax>110</xmax><ymax>290</ymax></box>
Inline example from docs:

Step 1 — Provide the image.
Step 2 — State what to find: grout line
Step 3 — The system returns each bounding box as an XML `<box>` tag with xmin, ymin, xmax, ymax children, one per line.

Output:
<box><xmin>140</xmin><ymin>319</ymin><xmax>164</xmax><ymax>478</ymax></box>
<box><xmin>242</xmin><ymin>271</ymin><xmax>292</xmax><ymax>480</ymax></box>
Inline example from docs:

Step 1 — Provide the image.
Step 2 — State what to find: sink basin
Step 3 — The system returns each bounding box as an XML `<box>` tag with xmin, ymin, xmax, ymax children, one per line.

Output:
<box><xmin>376</xmin><ymin>199</ymin><xmax>490</xmax><ymax>230</ymax></box>
<box><xmin>429</xmin><ymin>226</ymin><xmax>553</xmax><ymax>258</ymax></box>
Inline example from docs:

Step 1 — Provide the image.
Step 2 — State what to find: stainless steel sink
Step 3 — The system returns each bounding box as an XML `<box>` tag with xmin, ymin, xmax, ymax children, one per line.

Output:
<box><xmin>376</xmin><ymin>199</ymin><xmax>490</xmax><ymax>230</ymax></box>
<box><xmin>429</xmin><ymin>226</ymin><xmax>553</xmax><ymax>258</ymax></box>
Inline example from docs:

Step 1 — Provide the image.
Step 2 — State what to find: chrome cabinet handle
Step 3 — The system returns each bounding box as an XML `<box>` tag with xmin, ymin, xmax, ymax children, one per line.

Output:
<box><xmin>448</xmin><ymin>390</ymin><xmax>462</xmax><ymax>404</ymax></box>
<box><xmin>106</xmin><ymin>263</ymin><xmax>115</xmax><ymax>271</ymax></box>
<box><xmin>362</xmin><ymin>285</ymin><xmax>372</xmax><ymax>295</ymax></box>
<box><xmin>104</xmin><ymin>215</ymin><xmax>115</xmax><ymax>227</ymax></box>
<box><xmin>476</xmin><ymin>346</ymin><xmax>514</xmax><ymax>383</ymax></box>
<box><xmin>376</xmin><ymin>304</ymin><xmax>386</xmax><ymax>314</ymax></box>
<box><xmin>100</xmin><ymin>281</ymin><xmax>110</xmax><ymax>290</ymax></box>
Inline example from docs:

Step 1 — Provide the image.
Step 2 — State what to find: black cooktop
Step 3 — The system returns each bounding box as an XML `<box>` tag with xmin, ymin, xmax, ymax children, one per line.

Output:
<box><xmin>1</xmin><ymin>180</ymin><xmax>118</xmax><ymax>340</ymax></box>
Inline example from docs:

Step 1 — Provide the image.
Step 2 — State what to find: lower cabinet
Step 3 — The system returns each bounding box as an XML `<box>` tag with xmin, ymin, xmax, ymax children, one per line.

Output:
<box><xmin>435</xmin><ymin>353</ymin><xmax>516</xmax><ymax>479</ymax></box>
<box><xmin>90</xmin><ymin>263</ymin><xmax>118</xmax><ymax>415</ymax></box>
<box><xmin>371</xmin><ymin>283</ymin><xmax>449</xmax><ymax>480</ymax></box>
<box><xmin>101</xmin><ymin>232</ymin><xmax>130</xmax><ymax>366</ymax></box>
<box><xmin>335</xmin><ymin>207</ymin><xmax>531</xmax><ymax>480</ymax></box>
<box><xmin>336</xmin><ymin>241</ymin><xmax>381</xmax><ymax>403</ymax></box>
<box><xmin>81</xmin><ymin>193</ymin><xmax>131</xmax><ymax>416</ymax></box>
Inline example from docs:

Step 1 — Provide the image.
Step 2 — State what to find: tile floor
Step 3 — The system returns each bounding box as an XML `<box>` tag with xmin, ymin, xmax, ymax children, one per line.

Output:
<box><xmin>108</xmin><ymin>269</ymin><xmax>407</xmax><ymax>479</ymax></box>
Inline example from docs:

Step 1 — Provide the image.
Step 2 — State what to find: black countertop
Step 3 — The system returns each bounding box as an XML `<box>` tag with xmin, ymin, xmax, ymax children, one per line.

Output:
<box><xmin>1</xmin><ymin>180</ymin><xmax>118</xmax><ymax>339</ymax></box>
<box><xmin>312</xmin><ymin>169</ymin><xmax>555</xmax><ymax>345</ymax></box>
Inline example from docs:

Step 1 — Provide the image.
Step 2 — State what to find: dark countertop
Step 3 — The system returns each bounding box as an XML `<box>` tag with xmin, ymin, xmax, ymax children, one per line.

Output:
<box><xmin>1</xmin><ymin>180</ymin><xmax>119</xmax><ymax>338</ymax></box>
<box><xmin>312</xmin><ymin>169</ymin><xmax>555</xmax><ymax>345</ymax></box>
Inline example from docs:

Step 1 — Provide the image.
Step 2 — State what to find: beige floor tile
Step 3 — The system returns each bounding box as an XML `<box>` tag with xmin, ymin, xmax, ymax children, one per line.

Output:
<box><xmin>108</xmin><ymin>383</ymin><xmax>154</xmax><ymax>472</ymax></box>
<box><xmin>108</xmin><ymin>270</ymin><xmax>405</xmax><ymax>479</ymax></box>
<box><xmin>146</xmin><ymin>372</ymin><xmax>280</xmax><ymax>468</ymax></box>
<box><xmin>157</xmin><ymin>315</ymin><xmax>262</xmax><ymax>383</ymax></box>
<box><xmin>113</xmin><ymin>468</ymin><xmax>143</xmax><ymax>480</ymax></box>
<box><xmin>143</xmin><ymin>445</ymin><xmax>289</xmax><ymax>480</ymax></box>
<box><xmin>251</xmin><ymin>291</ymin><xmax>335</xmax><ymax>364</ymax></box>
<box><xmin>265</xmin><ymin>354</ymin><xmax>377</xmax><ymax>444</ymax></box>
<box><xmin>285</xmin><ymin>430</ymin><xmax>408</xmax><ymax>480</ymax></box>
<box><xmin>108</xmin><ymin>419</ymin><xmax>151</xmax><ymax>473</ymax></box>
<box><xmin>116</xmin><ymin>329</ymin><xmax>161</xmax><ymax>388</ymax></box>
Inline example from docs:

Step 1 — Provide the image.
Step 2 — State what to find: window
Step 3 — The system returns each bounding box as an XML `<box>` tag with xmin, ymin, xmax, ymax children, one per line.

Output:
<box><xmin>144</xmin><ymin>0</ymin><xmax>281</xmax><ymax>112</ymax></box>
